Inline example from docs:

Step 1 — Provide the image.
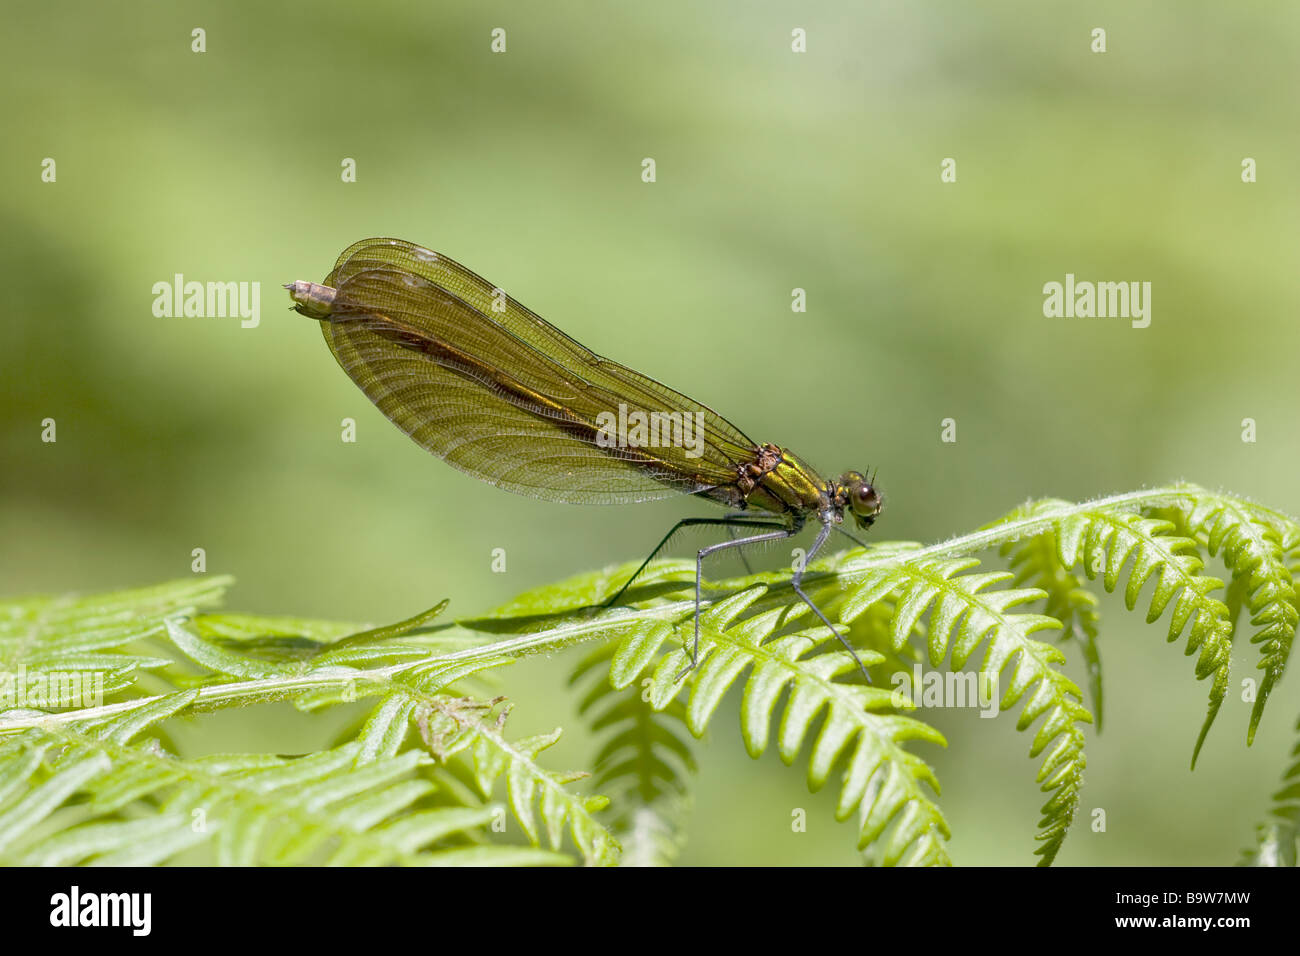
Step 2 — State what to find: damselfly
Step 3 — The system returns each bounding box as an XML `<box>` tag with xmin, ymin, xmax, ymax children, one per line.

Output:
<box><xmin>287</xmin><ymin>239</ymin><xmax>882</xmax><ymax>678</ymax></box>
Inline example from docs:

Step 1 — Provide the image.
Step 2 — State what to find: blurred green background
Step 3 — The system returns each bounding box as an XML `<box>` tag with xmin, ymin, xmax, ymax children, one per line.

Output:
<box><xmin>3</xmin><ymin>0</ymin><xmax>1298</xmax><ymax>864</ymax></box>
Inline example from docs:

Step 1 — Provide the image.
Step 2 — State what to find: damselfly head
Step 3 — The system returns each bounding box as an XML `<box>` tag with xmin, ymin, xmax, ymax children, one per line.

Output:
<box><xmin>836</xmin><ymin>470</ymin><xmax>882</xmax><ymax>529</ymax></box>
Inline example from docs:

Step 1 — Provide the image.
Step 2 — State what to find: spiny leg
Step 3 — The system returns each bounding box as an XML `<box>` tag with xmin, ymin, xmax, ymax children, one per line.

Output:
<box><xmin>677</xmin><ymin>525</ymin><xmax>799</xmax><ymax>682</ymax></box>
<box><xmin>793</xmin><ymin>521</ymin><xmax>872</xmax><ymax>682</ymax></box>
<box><xmin>723</xmin><ymin>513</ymin><xmax>758</xmax><ymax>574</ymax></box>
<box><xmin>603</xmin><ymin>515</ymin><xmax>786</xmax><ymax>609</ymax></box>
<box><xmin>833</xmin><ymin>523</ymin><xmax>872</xmax><ymax>551</ymax></box>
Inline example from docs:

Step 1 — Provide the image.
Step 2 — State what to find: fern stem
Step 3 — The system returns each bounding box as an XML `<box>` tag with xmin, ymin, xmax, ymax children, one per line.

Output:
<box><xmin>1</xmin><ymin>485</ymin><xmax>1281</xmax><ymax>740</ymax></box>
<box><xmin>0</xmin><ymin>606</ymin><xmax>696</xmax><ymax>735</ymax></box>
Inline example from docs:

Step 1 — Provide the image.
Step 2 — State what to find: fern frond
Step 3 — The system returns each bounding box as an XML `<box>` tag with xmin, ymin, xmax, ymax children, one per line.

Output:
<box><xmin>0</xmin><ymin>691</ymin><xmax>565</xmax><ymax>866</ymax></box>
<box><xmin>1171</xmin><ymin>495</ymin><xmax>1299</xmax><ymax>743</ymax></box>
<box><xmin>596</xmin><ymin>584</ymin><xmax>951</xmax><ymax>866</ymax></box>
<box><xmin>463</xmin><ymin>705</ymin><xmax>616</xmax><ymax>865</ymax></box>
<box><xmin>1051</xmin><ymin>505</ymin><xmax>1233</xmax><ymax>765</ymax></box>
<box><xmin>998</xmin><ymin>507</ymin><xmax>1104</xmax><ymax>729</ymax></box>
<box><xmin>837</xmin><ymin>552</ymin><xmax>1089</xmax><ymax>865</ymax></box>
<box><xmin>0</xmin><ymin>590</ymin><xmax>617</xmax><ymax>866</ymax></box>
<box><xmin>1239</xmin><ymin>711</ymin><xmax>1300</xmax><ymax>867</ymax></box>
<box><xmin>165</xmin><ymin>620</ymin><xmax>621</xmax><ymax>865</ymax></box>
<box><xmin>0</xmin><ymin>577</ymin><xmax>229</xmax><ymax>703</ymax></box>
<box><xmin>570</xmin><ymin>642</ymin><xmax>695</xmax><ymax>866</ymax></box>
<box><xmin>3</xmin><ymin>483</ymin><xmax>1296</xmax><ymax>867</ymax></box>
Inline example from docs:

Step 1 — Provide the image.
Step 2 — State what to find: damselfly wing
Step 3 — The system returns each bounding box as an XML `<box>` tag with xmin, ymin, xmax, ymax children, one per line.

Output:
<box><xmin>287</xmin><ymin>238</ymin><xmax>882</xmax><ymax>678</ymax></box>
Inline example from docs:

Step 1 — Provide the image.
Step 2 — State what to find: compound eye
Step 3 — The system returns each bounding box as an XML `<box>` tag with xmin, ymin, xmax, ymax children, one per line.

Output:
<box><xmin>850</xmin><ymin>482</ymin><xmax>881</xmax><ymax>517</ymax></box>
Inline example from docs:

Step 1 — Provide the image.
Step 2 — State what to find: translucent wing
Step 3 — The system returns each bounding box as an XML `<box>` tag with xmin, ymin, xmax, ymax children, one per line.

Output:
<box><xmin>314</xmin><ymin>238</ymin><xmax>757</xmax><ymax>505</ymax></box>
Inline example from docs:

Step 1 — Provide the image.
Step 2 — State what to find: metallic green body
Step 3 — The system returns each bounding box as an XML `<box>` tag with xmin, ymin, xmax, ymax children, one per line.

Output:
<box><xmin>744</xmin><ymin>450</ymin><xmax>829</xmax><ymax>518</ymax></box>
